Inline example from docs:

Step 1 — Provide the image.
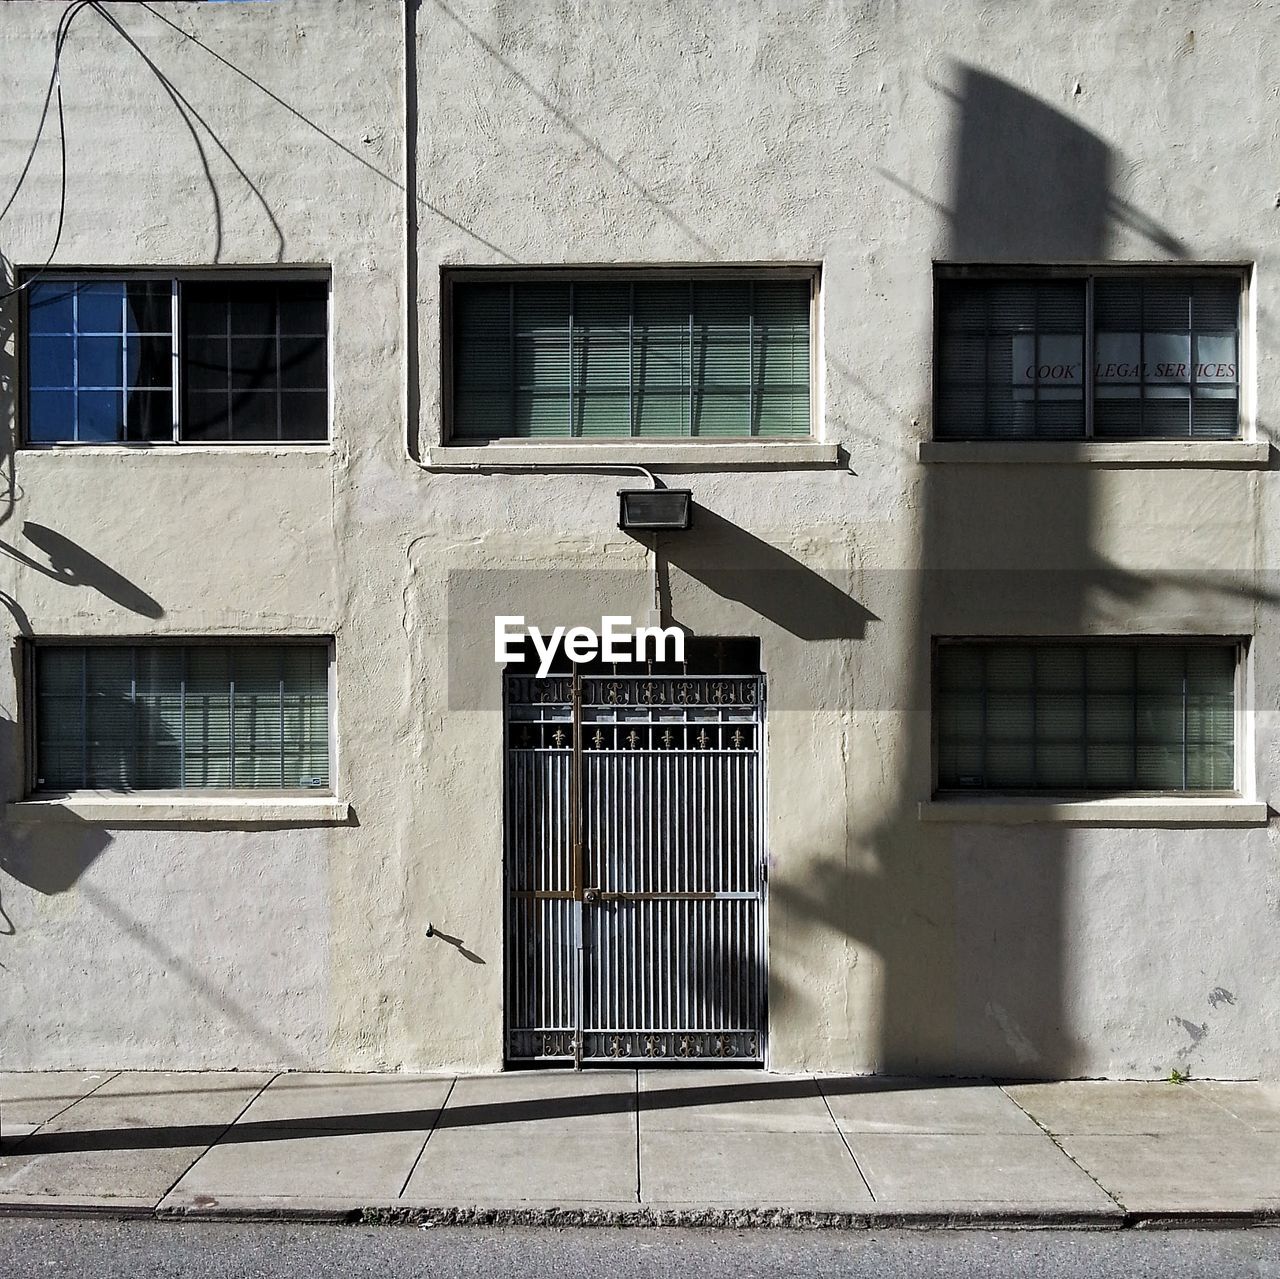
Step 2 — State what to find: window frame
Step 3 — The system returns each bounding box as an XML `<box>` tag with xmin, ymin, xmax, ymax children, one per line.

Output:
<box><xmin>930</xmin><ymin>635</ymin><xmax>1247</xmax><ymax>799</ymax></box>
<box><xmin>931</xmin><ymin>263</ymin><xmax>1253</xmax><ymax>443</ymax></box>
<box><xmin>440</xmin><ymin>264</ymin><xmax>821</xmax><ymax>445</ymax></box>
<box><xmin>19</xmin><ymin>267</ymin><xmax>333</xmax><ymax>448</ymax></box>
<box><xmin>22</xmin><ymin>636</ymin><xmax>336</xmax><ymax>797</ymax></box>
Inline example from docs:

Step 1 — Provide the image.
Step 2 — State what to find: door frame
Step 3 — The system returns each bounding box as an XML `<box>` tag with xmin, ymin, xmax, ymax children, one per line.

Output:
<box><xmin>501</xmin><ymin>662</ymin><xmax>769</xmax><ymax>1068</ymax></box>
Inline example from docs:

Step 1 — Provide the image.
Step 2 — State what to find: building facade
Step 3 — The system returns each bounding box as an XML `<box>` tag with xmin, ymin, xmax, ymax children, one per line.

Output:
<box><xmin>1</xmin><ymin>0</ymin><xmax>1278</xmax><ymax>1077</ymax></box>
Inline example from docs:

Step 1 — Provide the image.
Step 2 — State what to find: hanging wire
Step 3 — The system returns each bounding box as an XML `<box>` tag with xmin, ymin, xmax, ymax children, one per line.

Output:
<box><xmin>0</xmin><ymin>0</ymin><xmax>97</xmax><ymax>302</ymax></box>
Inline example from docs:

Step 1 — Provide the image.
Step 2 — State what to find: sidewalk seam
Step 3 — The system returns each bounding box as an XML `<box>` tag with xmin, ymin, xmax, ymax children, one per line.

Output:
<box><xmin>816</xmin><ymin>1075</ymin><xmax>876</xmax><ymax>1203</ymax></box>
<box><xmin>2</xmin><ymin>1070</ymin><xmax>122</xmax><ymax>1154</ymax></box>
<box><xmin>396</xmin><ymin>1075</ymin><xmax>456</xmax><ymax>1199</ymax></box>
<box><xmin>998</xmin><ymin>1083</ymin><xmax>1126</xmax><ymax>1214</ymax></box>
<box><xmin>1187</xmin><ymin>1079</ymin><xmax>1261</xmax><ymax>1131</ymax></box>
<box><xmin>154</xmin><ymin>1071</ymin><xmax>281</xmax><ymax>1210</ymax></box>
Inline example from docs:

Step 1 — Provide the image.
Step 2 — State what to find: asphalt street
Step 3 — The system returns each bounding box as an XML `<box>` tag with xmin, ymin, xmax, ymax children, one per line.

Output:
<box><xmin>0</xmin><ymin>1221</ymin><xmax>1278</xmax><ymax>1278</ymax></box>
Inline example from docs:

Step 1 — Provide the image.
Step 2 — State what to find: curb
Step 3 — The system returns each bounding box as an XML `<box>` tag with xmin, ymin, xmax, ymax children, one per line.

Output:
<box><xmin>0</xmin><ymin>1199</ymin><xmax>1277</xmax><ymax>1230</ymax></box>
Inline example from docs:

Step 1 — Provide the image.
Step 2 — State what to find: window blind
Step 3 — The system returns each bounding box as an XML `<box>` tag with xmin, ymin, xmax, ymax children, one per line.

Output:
<box><xmin>35</xmin><ymin>643</ymin><xmax>330</xmax><ymax>791</ymax></box>
<box><xmin>936</xmin><ymin>273</ymin><xmax>1241</xmax><ymax>440</ymax></box>
<box><xmin>936</xmin><ymin>641</ymin><xmax>1236</xmax><ymax>793</ymax></box>
<box><xmin>452</xmin><ymin>278</ymin><xmax>811</xmax><ymax>439</ymax></box>
<box><xmin>937</xmin><ymin>279</ymin><xmax>1086</xmax><ymax>440</ymax></box>
<box><xmin>1093</xmin><ymin>276</ymin><xmax>1239</xmax><ymax>439</ymax></box>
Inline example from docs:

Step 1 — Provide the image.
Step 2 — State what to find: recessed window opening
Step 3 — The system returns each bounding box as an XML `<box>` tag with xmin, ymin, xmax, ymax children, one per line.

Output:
<box><xmin>24</xmin><ymin>274</ymin><xmax>329</xmax><ymax>444</ymax></box>
<box><xmin>935</xmin><ymin>269</ymin><xmax>1244</xmax><ymax>440</ymax></box>
<box><xmin>449</xmin><ymin>271</ymin><xmax>815</xmax><ymax>441</ymax></box>
<box><xmin>32</xmin><ymin>642</ymin><xmax>331</xmax><ymax>792</ymax></box>
<box><xmin>935</xmin><ymin>640</ymin><xmax>1239</xmax><ymax>795</ymax></box>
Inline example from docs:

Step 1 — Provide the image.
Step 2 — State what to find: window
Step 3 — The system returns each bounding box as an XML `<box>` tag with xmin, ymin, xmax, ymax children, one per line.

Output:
<box><xmin>935</xmin><ymin>270</ymin><xmax>1243</xmax><ymax>440</ymax></box>
<box><xmin>936</xmin><ymin>641</ymin><xmax>1238</xmax><ymax>794</ymax></box>
<box><xmin>24</xmin><ymin>275</ymin><xmax>328</xmax><ymax>444</ymax></box>
<box><xmin>449</xmin><ymin>273</ymin><xmax>813</xmax><ymax>440</ymax></box>
<box><xmin>32</xmin><ymin>643</ymin><xmax>330</xmax><ymax>791</ymax></box>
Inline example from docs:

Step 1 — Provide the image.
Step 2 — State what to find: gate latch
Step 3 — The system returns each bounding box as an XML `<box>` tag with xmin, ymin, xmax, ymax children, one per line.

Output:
<box><xmin>582</xmin><ymin>888</ymin><xmax>601</xmax><ymax>904</ymax></box>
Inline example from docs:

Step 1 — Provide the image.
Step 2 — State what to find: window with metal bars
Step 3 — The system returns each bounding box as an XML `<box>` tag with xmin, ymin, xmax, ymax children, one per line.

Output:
<box><xmin>935</xmin><ymin>271</ymin><xmax>1243</xmax><ymax>440</ymax></box>
<box><xmin>449</xmin><ymin>274</ymin><xmax>813</xmax><ymax>440</ymax></box>
<box><xmin>24</xmin><ymin>275</ymin><xmax>328</xmax><ymax>444</ymax></box>
<box><xmin>32</xmin><ymin>643</ymin><xmax>331</xmax><ymax>792</ymax></box>
<box><xmin>935</xmin><ymin>640</ymin><xmax>1238</xmax><ymax>794</ymax></box>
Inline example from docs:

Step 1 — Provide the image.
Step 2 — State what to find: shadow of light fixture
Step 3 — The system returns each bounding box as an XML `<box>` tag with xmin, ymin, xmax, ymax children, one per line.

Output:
<box><xmin>618</xmin><ymin>488</ymin><xmax>694</xmax><ymax>532</ymax></box>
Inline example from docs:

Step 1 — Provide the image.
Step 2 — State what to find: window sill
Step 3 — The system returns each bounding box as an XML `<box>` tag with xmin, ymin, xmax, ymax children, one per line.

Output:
<box><xmin>19</xmin><ymin>443</ymin><xmax>333</xmax><ymax>457</ymax></box>
<box><xmin>918</xmin><ymin>796</ymin><xmax>1270</xmax><ymax>826</ymax></box>
<box><xmin>421</xmin><ymin>440</ymin><xmax>842</xmax><ymax>469</ymax></box>
<box><xmin>918</xmin><ymin>440</ymin><xmax>1271</xmax><ymax>467</ymax></box>
<box><xmin>6</xmin><ymin>792</ymin><xmax>351</xmax><ymax>826</ymax></box>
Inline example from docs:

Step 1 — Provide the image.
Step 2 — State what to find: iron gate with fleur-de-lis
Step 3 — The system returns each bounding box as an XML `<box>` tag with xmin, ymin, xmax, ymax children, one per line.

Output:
<box><xmin>504</xmin><ymin>667</ymin><xmax>767</xmax><ymax>1066</ymax></box>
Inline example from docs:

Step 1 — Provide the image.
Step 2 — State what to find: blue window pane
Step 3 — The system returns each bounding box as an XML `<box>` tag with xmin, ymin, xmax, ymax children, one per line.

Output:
<box><xmin>77</xmin><ymin>390</ymin><xmax>124</xmax><ymax>441</ymax></box>
<box><xmin>78</xmin><ymin>335</ymin><xmax>123</xmax><ymax>387</ymax></box>
<box><xmin>77</xmin><ymin>283</ymin><xmax>125</xmax><ymax>333</ymax></box>
<box><xmin>28</xmin><ymin>390</ymin><xmax>75</xmax><ymax>441</ymax></box>
<box><xmin>28</xmin><ymin>335</ymin><xmax>75</xmax><ymax>388</ymax></box>
<box><xmin>28</xmin><ymin>284</ymin><xmax>76</xmax><ymax>334</ymax></box>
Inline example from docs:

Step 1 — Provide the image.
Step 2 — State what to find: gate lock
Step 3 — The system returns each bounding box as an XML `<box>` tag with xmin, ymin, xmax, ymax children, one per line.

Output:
<box><xmin>582</xmin><ymin>888</ymin><xmax>601</xmax><ymax>904</ymax></box>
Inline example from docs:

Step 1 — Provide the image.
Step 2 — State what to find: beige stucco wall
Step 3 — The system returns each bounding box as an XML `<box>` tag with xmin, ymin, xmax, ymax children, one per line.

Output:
<box><xmin>1</xmin><ymin>0</ymin><xmax>1278</xmax><ymax>1077</ymax></box>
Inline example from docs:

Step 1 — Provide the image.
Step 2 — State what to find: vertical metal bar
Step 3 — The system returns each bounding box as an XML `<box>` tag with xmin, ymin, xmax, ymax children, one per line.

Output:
<box><xmin>502</xmin><ymin>681</ymin><xmax>510</xmax><ymax>1056</ymax></box>
<box><xmin>571</xmin><ymin>668</ymin><xmax>584</xmax><ymax>1068</ymax></box>
<box><xmin>759</xmin><ymin>675</ymin><xmax>768</xmax><ymax>1060</ymax></box>
<box><xmin>629</xmin><ymin>281</ymin><xmax>636</xmax><ymax>438</ymax></box>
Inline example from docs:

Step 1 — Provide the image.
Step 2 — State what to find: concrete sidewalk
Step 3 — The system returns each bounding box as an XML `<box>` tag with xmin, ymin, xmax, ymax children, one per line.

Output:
<box><xmin>1</xmin><ymin>1071</ymin><xmax>1278</xmax><ymax>1227</ymax></box>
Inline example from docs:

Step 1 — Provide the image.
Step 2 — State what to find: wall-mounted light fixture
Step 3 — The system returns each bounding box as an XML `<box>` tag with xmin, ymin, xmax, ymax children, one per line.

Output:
<box><xmin>618</xmin><ymin>488</ymin><xmax>693</xmax><ymax>532</ymax></box>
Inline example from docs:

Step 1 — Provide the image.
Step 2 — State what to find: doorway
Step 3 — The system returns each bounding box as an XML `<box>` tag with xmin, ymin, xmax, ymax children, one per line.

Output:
<box><xmin>503</xmin><ymin>644</ymin><xmax>767</xmax><ymax>1066</ymax></box>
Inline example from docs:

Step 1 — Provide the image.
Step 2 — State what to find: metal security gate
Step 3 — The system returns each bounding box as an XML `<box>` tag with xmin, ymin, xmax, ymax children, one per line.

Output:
<box><xmin>504</xmin><ymin>668</ymin><xmax>766</xmax><ymax>1065</ymax></box>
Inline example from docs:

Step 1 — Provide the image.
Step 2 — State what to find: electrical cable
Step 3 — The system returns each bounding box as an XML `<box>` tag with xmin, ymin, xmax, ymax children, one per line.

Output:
<box><xmin>0</xmin><ymin>0</ymin><xmax>96</xmax><ymax>302</ymax></box>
